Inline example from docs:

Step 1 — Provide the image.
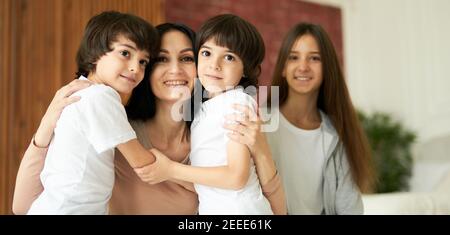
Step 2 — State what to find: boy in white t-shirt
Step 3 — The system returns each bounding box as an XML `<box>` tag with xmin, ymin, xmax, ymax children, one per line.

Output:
<box><xmin>27</xmin><ymin>11</ymin><xmax>159</xmax><ymax>214</ymax></box>
<box><xmin>135</xmin><ymin>14</ymin><xmax>274</xmax><ymax>215</ymax></box>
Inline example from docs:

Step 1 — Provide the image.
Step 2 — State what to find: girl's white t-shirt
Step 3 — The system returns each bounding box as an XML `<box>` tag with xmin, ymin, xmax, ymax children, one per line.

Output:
<box><xmin>190</xmin><ymin>88</ymin><xmax>273</xmax><ymax>215</ymax></box>
<box><xmin>266</xmin><ymin>110</ymin><xmax>332</xmax><ymax>214</ymax></box>
<box><xmin>28</xmin><ymin>78</ymin><xmax>136</xmax><ymax>215</ymax></box>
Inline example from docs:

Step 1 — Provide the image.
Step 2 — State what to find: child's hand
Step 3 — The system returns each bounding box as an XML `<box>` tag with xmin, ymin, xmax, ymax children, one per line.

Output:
<box><xmin>34</xmin><ymin>79</ymin><xmax>92</xmax><ymax>147</ymax></box>
<box><xmin>133</xmin><ymin>148</ymin><xmax>174</xmax><ymax>184</ymax></box>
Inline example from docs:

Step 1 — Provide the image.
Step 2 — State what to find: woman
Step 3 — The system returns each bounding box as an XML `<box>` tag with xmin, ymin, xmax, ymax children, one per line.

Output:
<box><xmin>12</xmin><ymin>23</ymin><xmax>286</xmax><ymax>215</ymax></box>
<box><xmin>265</xmin><ymin>23</ymin><xmax>375</xmax><ymax>214</ymax></box>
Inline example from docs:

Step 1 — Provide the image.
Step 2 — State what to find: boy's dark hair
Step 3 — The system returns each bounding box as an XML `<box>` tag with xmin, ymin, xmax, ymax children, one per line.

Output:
<box><xmin>126</xmin><ymin>23</ymin><xmax>197</xmax><ymax>123</ymax></box>
<box><xmin>195</xmin><ymin>14</ymin><xmax>265</xmax><ymax>88</ymax></box>
<box><xmin>75</xmin><ymin>11</ymin><xmax>159</xmax><ymax>78</ymax></box>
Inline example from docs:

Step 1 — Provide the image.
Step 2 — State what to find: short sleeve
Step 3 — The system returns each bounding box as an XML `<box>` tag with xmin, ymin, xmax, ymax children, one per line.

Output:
<box><xmin>75</xmin><ymin>85</ymin><xmax>136</xmax><ymax>153</ymax></box>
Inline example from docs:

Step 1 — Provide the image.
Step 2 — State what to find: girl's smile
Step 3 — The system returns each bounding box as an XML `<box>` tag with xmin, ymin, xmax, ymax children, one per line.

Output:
<box><xmin>283</xmin><ymin>34</ymin><xmax>323</xmax><ymax>96</ymax></box>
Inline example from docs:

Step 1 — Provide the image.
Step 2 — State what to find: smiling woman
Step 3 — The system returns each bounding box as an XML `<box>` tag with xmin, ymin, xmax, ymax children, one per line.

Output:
<box><xmin>150</xmin><ymin>30</ymin><xmax>196</xmax><ymax>102</ymax></box>
<box><xmin>131</xmin><ymin>14</ymin><xmax>278</xmax><ymax>215</ymax></box>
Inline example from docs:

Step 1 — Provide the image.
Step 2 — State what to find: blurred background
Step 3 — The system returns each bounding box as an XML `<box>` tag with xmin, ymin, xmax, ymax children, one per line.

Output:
<box><xmin>1</xmin><ymin>0</ymin><xmax>449</xmax><ymax>214</ymax></box>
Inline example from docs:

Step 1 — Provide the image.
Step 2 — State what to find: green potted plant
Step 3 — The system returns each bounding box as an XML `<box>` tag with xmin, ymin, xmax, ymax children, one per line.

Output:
<box><xmin>358</xmin><ymin>111</ymin><xmax>416</xmax><ymax>193</ymax></box>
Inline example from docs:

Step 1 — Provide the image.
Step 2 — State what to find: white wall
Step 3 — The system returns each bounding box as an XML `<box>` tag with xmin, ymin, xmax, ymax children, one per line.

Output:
<box><xmin>304</xmin><ymin>0</ymin><xmax>450</xmax><ymax>190</ymax></box>
<box><xmin>306</xmin><ymin>0</ymin><xmax>450</xmax><ymax>143</ymax></box>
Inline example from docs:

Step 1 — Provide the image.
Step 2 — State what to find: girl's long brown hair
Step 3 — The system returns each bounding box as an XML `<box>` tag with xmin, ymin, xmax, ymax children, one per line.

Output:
<box><xmin>271</xmin><ymin>23</ymin><xmax>375</xmax><ymax>193</ymax></box>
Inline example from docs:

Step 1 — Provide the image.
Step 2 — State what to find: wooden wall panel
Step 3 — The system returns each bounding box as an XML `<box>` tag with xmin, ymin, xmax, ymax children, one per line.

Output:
<box><xmin>1</xmin><ymin>0</ymin><xmax>13</xmax><ymax>215</ymax></box>
<box><xmin>0</xmin><ymin>0</ymin><xmax>163</xmax><ymax>215</ymax></box>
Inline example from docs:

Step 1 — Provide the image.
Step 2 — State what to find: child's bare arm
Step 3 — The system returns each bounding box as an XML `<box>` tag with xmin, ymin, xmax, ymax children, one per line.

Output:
<box><xmin>170</xmin><ymin>141</ymin><xmax>251</xmax><ymax>190</ymax></box>
<box><xmin>117</xmin><ymin>139</ymin><xmax>156</xmax><ymax>168</ymax></box>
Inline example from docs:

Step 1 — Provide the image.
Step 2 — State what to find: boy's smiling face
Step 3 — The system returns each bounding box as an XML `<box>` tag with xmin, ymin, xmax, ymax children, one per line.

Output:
<box><xmin>89</xmin><ymin>35</ymin><xmax>150</xmax><ymax>98</ymax></box>
<box><xmin>197</xmin><ymin>38</ymin><xmax>244</xmax><ymax>97</ymax></box>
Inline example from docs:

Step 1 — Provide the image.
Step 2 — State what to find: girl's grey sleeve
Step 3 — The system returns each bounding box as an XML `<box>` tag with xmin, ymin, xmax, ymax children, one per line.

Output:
<box><xmin>335</xmin><ymin>147</ymin><xmax>364</xmax><ymax>215</ymax></box>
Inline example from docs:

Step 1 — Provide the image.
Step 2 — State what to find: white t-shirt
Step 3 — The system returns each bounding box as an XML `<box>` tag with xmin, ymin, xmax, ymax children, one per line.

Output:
<box><xmin>28</xmin><ymin>78</ymin><xmax>136</xmax><ymax>215</ymax></box>
<box><xmin>190</xmin><ymin>88</ymin><xmax>273</xmax><ymax>215</ymax></box>
<box><xmin>266</xmin><ymin>110</ymin><xmax>332</xmax><ymax>214</ymax></box>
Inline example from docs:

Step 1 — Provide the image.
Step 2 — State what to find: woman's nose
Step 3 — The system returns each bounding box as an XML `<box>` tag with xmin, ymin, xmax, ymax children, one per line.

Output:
<box><xmin>168</xmin><ymin>61</ymin><xmax>182</xmax><ymax>74</ymax></box>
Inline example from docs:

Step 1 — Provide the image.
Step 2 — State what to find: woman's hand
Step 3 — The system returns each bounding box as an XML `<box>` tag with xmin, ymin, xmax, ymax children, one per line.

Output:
<box><xmin>224</xmin><ymin>104</ymin><xmax>277</xmax><ymax>185</ymax></box>
<box><xmin>34</xmin><ymin>79</ymin><xmax>92</xmax><ymax>147</ymax></box>
<box><xmin>134</xmin><ymin>148</ymin><xmax>175</xmax><ymax>184</ymax></box>
<box><xmin>223</xmin><ymin>104</ymin><xmax>269</xmax><ymax>157</ymax></box>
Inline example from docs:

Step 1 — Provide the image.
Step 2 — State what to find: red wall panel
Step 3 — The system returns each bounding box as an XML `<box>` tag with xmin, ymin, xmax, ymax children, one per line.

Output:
<box><xmin>165</xmin><ymin>0</ymin><xmax>343</xmax><ymax>87</ymax></box>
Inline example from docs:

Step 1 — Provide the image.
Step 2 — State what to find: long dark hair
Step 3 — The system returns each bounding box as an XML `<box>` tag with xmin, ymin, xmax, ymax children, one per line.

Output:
<box><xmin>271</xmin><ymin>23</ymin><xmax>375</xmax><ymax>193</ymax></box>
<box><xmin>125</xmin><ymin>23</ymin><xmax>196</xmax><ymax>128</ymax></box>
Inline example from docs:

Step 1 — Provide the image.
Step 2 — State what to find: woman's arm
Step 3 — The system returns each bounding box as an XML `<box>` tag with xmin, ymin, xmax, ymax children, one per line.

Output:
<box><xmin>243</xmin><ymin>133</ymin><xmax>287</xmax><ymax>215</ymax></box>
<box><xmin>224</xmin><ymin>104</ymin><xmax>287</xmax><ymax>214</ymax></box>
<box><xmin>12</xmin><ymin>79</ymin><xmax>91</xmax><ymax>214</ymax></box>
<box><xmin>224</xmin><ymin>104</ymin><xmax>277</xmax><ymax>184</ymax></box>
<box><xmin>13</xmin><ymin>138</ymin><xmax>48</xmax><ymax>214</ymax></box>
<box><xmin>35</xmin><ymin>80</ymin><xmax>92</xmax><ymax>147</ymax></box>
<box><xmin>259</xmin><ymin>172</ymin><xmax>287</xmax><ymax>215</ymax></box>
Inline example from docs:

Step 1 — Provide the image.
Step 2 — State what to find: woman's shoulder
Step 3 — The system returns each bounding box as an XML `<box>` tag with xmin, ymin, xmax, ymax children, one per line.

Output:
<box><xmin>319</xmin><ymin>111</ymin><xmax>338</xmax><ymax>137</ymax></box>
<box><xmin>128</xmin><ymin>120</ymin><xmax>152</xmax><ymax>149</ymax></box>
<box><xmin>128</xmin><ymin>119</ymin><xmax>144</xmax><ymax>129</ymax></box>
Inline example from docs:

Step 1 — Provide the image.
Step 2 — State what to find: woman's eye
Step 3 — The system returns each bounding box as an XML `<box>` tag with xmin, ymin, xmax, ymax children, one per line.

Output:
<box><xmin>224</xmin><ymin>54</ymin><xmax>235</xmax><ymax>61</ymax></box>
<box><xmin>311</xmin><ymin>56</ymin><xmax>321</xmax><ymax>62</ymax></box>
<box><xmin>201</xmin><ymin>50</ymin><xmax>210</xmax><ymax>57</ymax></box>
<box><xmin>140</xmin><ymin>60</ymin><xmax>149</xmax><ymax>67</ymax></box>
<box><xmin>309</xmin><ymin>55</ymin><xmax>321</xmax><ymax>61</ymax></box>
<box><xmin>180</xmin><ymin>56</ymin><xmax>195</xmax><ymax>63</ymax></box>
<box><xmin>288</xmin><ymin>55</ymin><xmax>298</xmax><ymax>60</ymax></box>
<box><xmin>155</xmin><ymin>56</ymin><xmax>168</xmax><ymax>63</ymax></box>
<box><xmin>120</xmin><ymin>50</ymin><xmax>130</xmax><ymax>57</ymax></box>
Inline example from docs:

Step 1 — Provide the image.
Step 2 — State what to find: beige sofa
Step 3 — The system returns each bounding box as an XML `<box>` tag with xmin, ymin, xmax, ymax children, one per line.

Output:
<box><xmin>362</xmin><ymin>170</ymin><xmax>450</xmax><ymax>215</ymax></box>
